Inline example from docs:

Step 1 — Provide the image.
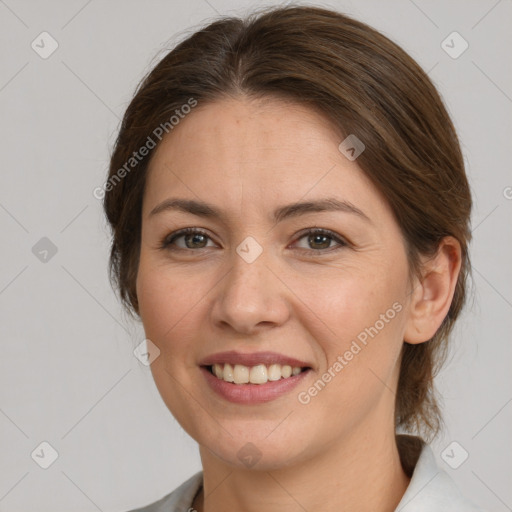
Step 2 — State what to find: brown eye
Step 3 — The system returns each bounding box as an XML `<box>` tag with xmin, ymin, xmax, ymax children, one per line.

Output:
<box><xmin>293</xmin><ymin>228</ymin><xmax>347</xmax><ymax>253</ymax></box>
<box><xmin>307</xmin><ymin>233</ymin><xmax>332</xmax><ymax>250</ymax></box>
<box><xmin>162</xmin><ymin>228</ymin><xmax>216</xmax><ymax>250</ymax></box>
<box><xmin>182</xmin><ymin>232</ymin><xmax>209</xmax><ymax>249</ymax></box>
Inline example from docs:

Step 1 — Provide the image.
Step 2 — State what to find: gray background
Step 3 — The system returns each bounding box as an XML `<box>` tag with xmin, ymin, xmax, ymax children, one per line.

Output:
<box><xmin>0</xmin><ymin>0</ymin><xmax>510</xmax><ymax>510</ymax></box>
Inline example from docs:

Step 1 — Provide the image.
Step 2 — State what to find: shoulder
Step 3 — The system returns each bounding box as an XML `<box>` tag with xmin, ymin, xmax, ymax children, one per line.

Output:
<box><xmin>126</xmin><ymin>471</ymin><xmax>203</xmax><ymax>512</ymax></box>
<box><xmin>396</xmin><ymin>435</ymin><xmax>486</xmax><ymax>512</ymax></box>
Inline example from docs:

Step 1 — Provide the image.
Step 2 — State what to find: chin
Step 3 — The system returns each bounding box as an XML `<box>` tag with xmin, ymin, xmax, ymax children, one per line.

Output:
<box><xmin>204</xmin><ymin>440</ymin><xmax>306</xmax><ymax>472</ymax></box>
<box><xmin>194</xmin><ymin>421</ymin><xmax>316</xmax><ymax>472</ymax></box>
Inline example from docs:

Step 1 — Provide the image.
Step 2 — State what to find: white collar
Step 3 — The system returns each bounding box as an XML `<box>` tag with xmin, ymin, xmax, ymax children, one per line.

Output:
<box><xmin>395</xmin><ymin>436</ymin><xmax>483</xmax><ymax>511</ymax></box>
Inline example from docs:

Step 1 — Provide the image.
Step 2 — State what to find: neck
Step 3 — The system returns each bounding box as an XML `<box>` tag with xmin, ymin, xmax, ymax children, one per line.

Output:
<box><xmin>193</xmin><ymin>421</ymin><xmax>410</xmax><ymax>512</ymax></box>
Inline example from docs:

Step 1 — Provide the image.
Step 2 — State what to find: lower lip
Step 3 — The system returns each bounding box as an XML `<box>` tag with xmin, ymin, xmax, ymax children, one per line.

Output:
<box><xmin>200</xmin><ymin>366</ymin><xmax>311</xmax><ymax>404</ymax></box>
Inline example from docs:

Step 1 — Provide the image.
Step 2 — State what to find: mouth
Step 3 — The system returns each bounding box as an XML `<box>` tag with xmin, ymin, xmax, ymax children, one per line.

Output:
<box><xmin>198</xmin><ymin>351</ymin><xmax>313</xmax><ymax>404</ymax></box>
<box><xmin>205</xmin><ymin>363</ymin><xmax>310</xmax><ymax>384</ymax></box>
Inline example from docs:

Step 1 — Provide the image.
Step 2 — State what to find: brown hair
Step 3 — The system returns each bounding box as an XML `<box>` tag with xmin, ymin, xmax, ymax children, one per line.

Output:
<box><xmin>103</xmin><ymin>6</ymin><xmax>471</xmax><ymax>439</ymax></box>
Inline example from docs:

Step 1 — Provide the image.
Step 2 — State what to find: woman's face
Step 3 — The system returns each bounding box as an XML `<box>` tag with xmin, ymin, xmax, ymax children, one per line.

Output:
<box><xmin>136</xmin><ymin>97</ymin><xmax>414</xmax><ymax>469</ymax></box>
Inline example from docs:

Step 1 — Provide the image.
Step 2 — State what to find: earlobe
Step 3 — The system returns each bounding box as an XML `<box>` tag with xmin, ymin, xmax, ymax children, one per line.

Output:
<box><xmin>404</xmin><ymin>237</ymin><xmax>462</xmax><ymax>344</ymax></box>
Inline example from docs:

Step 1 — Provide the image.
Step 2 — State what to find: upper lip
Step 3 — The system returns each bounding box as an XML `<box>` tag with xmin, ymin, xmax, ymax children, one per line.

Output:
<box><xmin>199</xmin><ymin>350</ymin><xmax>312</xmax><ymax>368</ymax></box>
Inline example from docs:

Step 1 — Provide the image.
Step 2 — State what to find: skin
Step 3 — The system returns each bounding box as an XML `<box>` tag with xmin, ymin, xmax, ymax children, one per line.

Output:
<box><xmin>136</xmin><ymin>96</ymin><xmax>461</xmax><ymax>512</ymax></box>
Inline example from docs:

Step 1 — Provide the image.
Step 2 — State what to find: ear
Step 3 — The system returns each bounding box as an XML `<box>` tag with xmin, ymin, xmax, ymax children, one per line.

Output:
<box><xmin>404</xmin><ymin>236</ymin><xmax>462</xmax><ymax>344</ymax></box>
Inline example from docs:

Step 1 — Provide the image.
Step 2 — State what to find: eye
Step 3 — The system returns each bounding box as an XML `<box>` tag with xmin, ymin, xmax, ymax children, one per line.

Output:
<box><xmin>292</xmin><ymin>228</ymin><xmax>347</xmax><ymax>253</ymax></box>
<box><xmin>161</xmin><ymin>228</ymin><xmax>217</xmax><ymax>250</ymax></box>
<box><xmin>160</xmin><ymin>227</ymin><xmax>348</xmax><ymax>254</ymax></box>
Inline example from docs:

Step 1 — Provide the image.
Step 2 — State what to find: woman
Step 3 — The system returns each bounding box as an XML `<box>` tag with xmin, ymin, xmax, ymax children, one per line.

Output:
<box><xmin>103</xmin><ymin>6</ymin><xmax>484</xmax><ymax>511</ymax></box>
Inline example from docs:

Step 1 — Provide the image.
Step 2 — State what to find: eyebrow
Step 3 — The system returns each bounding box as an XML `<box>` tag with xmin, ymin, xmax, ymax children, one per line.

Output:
<box><xmin>149</xmin><ymin>197</ymin><xmax>371</xmax><ymax>223</ymax></box>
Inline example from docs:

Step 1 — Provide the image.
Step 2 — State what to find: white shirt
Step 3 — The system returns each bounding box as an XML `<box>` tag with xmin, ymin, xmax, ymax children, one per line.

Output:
<box><xmin>127</xmin><ymin>437</ymin><xmax>485</xmax><ymax>511</ymax></box>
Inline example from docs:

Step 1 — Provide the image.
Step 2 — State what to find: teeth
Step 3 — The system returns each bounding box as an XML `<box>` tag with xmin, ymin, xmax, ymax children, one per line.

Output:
<box><xmin>281</xmin><ymin>365</ymin><xmax>292</xmax><ymax>378</ymax></box>
<box><xmin>233</xmin><ymin>364</ymin><xmax>249</xmax><ymax>384</ymax></box>
<box><xmin>267</xmin><ymin>364</ymin><xmax>281</xmax><ymax>381</ymax></box>
<box><xmin>223</xmin><ymin>363</ymin><xmax>234</xmax><ymax>382</ymax></box>
<box><xmin>292</xmin><ymin>366</ymin><xmax>301</xmax><ymax>376</ymax></box>
<box><xmin>213</xmin><ymin>363</ymin><xmax>223</xmax><ymax>379</ymax></box>
<box><xmin>249</xmin><ymin>364</ymin><xmax>267</xmax><ymax>384</ymax></box>
<box><xmin>210</xmin><ymin>363</ymin><xmax>304</xmax><ymax>384</ymax></box>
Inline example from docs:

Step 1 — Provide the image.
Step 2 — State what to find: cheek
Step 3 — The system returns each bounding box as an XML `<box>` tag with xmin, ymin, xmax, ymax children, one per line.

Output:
<box><xmin>293</xmin><ymin>259</ymin><xmax>407</xmax><ymax>344</ymax></box>
<box><xmin>136</xmin><ymin>265</ymin><xmax>197</xmax><ymax>347</ymax></box>
<box><xmin>136</xmin><ymin>261</ymin><xmax>221</xmax><ymax>373</ymax></box>
<box><xmin>292</xmin><ymin>259</ymin><xmax>408</xmax><ymax>395</ymax></box>
<box><xmin>135</xmin><ymin>265</ymin><xmax>208</xmax><ymax>429</ymax></box>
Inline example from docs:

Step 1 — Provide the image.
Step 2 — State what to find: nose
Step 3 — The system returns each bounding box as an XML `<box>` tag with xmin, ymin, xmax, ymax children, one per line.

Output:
<box><xmin>210</xmin><ymin>249</ymin><xmax>291</xmax><ymax>335</ymax></box>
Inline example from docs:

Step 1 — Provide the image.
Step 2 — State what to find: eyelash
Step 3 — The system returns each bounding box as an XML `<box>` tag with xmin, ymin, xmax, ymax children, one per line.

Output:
<box><xmin>159</xmin><ymin>227</ymin><xmax>348</xmax><ymax>256</ymax></box>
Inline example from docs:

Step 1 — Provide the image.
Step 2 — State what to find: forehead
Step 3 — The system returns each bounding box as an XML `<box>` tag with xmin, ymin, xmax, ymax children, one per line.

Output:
<box><xmin>143</xmin><ymin>97</ymin><xmax>386</xmax><ymax>222</ymax></box>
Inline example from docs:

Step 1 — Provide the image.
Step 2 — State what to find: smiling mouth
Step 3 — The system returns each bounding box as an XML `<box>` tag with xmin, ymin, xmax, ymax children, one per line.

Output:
<box><xmin>205</xmin><ymin>363</ymin><xmax>310</xmax><ymax>384</ymax></box>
